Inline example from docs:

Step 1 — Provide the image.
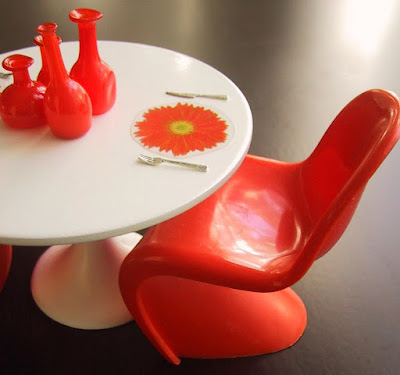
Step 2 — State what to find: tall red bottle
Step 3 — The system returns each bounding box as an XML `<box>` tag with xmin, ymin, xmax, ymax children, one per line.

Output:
<box><xmin>0</xmin><ymin>54</ymin><xmax>46</xmax><ymax>128</ymax></box>
<box><xmin>37</xmin><ymin>22</ymin><xmax>92</xmax><ymax>139</ymax></box>
<box><xmin>69</xmin><ymin>8</ymin><xmax>116</xmax><ymax>115</ymax></box>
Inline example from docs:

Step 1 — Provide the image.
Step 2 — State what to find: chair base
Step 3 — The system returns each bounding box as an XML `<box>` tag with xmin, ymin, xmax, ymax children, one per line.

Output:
<box><xmin>31</xmin><ymin>232</ymin><xmax>142</xmax><ymax>329</ymax></box>
<box><xmin>139</xmin><ymin>277</ymin><xmax>307</xmax><ymax>363</ymax></box>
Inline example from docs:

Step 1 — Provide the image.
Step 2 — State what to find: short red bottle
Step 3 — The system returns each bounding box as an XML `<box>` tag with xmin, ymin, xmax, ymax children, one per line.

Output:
<box><xmin>0</xmin><ymin>54</ymin><xmax>46</xmax><ymax>129</ymax></box>
<box><xmin>69</xmin><ymin>8</ymin><xmax>116</xmax><ymax>115</ymax></box>
<box><xmin>37</xmin><ymin>23</ymin><xmax>92</xmax><ymax>139</ymax></box>
<box><xmin>34</xmin><ymin>34</ymin><xmax>62</xmax><ymax>86</ymax></box>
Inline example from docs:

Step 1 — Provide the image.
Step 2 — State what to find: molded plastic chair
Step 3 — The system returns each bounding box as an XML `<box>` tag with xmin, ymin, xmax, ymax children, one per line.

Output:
<box><xmin>0</xmin><ymin>245</ymin><xmax>12</xmax><ymax>292</ymax></box>
<box><xmin>119</xmin><ymin>89</ymin><xmax>400</xmax><ymax>364</ymax></box>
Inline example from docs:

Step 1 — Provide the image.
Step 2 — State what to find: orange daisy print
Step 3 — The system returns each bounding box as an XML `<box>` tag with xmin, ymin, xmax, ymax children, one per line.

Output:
<box><xmin>134</xmin><ymin>103</ymin><xmax>228</xmax><ymax>156</ymax></box>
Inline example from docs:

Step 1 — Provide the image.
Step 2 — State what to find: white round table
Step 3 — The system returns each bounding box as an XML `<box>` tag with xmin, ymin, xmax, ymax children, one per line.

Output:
<box><xmin>0</xmin><ymin>41</ymin><xmax>252</xmax><ymax>329</ymax></box>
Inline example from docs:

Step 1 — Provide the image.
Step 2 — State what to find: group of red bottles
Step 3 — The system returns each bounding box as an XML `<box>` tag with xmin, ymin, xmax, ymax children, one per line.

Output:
<box><xmin>0</xmin><ymin>8</ymin><xmax>116</xmax><ymax>139</ymax></box>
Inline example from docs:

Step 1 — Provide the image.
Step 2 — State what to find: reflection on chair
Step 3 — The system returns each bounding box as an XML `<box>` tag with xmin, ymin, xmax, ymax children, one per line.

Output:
<box><xmin>119</xmin><ymin>89</ymin><xmax>400</xmax><ymax>364</ymax></box>
<box><xmin>0</xmin><ymin>245</ymin><xmax>12</xmax><ymax>292</ymax></box>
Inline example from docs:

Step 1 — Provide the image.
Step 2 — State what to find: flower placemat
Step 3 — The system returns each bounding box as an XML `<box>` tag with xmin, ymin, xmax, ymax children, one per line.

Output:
<box><xmin>131</xmin><ymin>102</ymin><xmax>234</xmax><ymax>157</ymax></box>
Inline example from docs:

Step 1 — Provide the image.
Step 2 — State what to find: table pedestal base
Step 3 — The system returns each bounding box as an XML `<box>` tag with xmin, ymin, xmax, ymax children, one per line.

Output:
<box><xmin>31</xmin><ymin>232</ymin><xmax>142</xmax><ymax>329</ymax></box>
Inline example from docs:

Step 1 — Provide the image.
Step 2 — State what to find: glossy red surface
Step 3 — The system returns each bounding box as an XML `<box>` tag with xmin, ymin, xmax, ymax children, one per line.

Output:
<box><xmin>119</xmin><ymin>89</ymin><xmax>400</xmax><ymax>364</ymax></box>
<box><xmin>69</xmin><ymin>8</ymin><xmax>116</xmax><ymax>115</ymax></box>
<box><xmin>0</xmin><ymin>245</ymin><xmax>12</xmax><ymax>293</ymax></box>
<box><xmin>37</xmin><ymin>22</ymin><xmax>92</xmax><ymax>139</ymax></box>
<box><xmin>0</xmin><ymin>54</ymin><xmax>46</xmax><ymax>128</ymax></box>
<box><xmin>33</xmin><ymin>35</ymin><xmax>61</xmax><ymax>86</ymax></box>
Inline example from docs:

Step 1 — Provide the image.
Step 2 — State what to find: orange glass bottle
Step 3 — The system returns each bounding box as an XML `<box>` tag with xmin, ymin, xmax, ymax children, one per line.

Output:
<box><xmin>0</xmin><ymin>54</ymin><xmax>46</xmax><ymax>128</ymax></box>
<box><xmin>37</xmin><ymin>22</ymin><xmax>92</xmax><ymax>139</ymax></box>
<box><xmin>69</xmin><ymin>8</ymin><xmax>116</xmax><ymax>115</ymax></box>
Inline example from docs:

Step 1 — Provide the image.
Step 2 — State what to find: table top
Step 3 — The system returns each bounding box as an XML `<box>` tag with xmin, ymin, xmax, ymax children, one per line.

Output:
<box><xmin>1</xmin><ymin>1</ymin><xmax>400</xmax><ymax>374</ymax></box>
<box><xmin>0</xmin><ymin>41</ymin><xmax>252</xmax><ymax>245</ymax></box>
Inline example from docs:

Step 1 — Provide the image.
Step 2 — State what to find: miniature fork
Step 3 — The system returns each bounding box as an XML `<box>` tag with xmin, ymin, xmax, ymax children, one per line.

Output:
<box><xmin>138</xmin><ymin>154</ymin><xmax>208</xmax><ymax>172</ymax></box>
<box><xmin>0</xmin><ymin>72</ymin><xmax>12</xmax><ymax>79</ymax></box>
<box><xmin>166</xmin><ymin>91</ymin><xmax>228</xmax><ymax>100</ymax></box>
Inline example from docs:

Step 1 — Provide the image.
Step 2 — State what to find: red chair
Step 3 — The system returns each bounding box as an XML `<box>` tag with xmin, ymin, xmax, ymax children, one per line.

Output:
<box><xmin>119</xmin><ymin>89</ymin><xmax>400</xmax><ymax>364</ymax></box>
<box><xmin>0</xmin><ymin>245</ymin><xmax>12</xmax><ymax>292</ymax></box>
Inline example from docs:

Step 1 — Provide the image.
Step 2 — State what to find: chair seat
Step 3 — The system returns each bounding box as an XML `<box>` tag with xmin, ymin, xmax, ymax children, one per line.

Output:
<box><xmin>145</xmin><ymin>155</ymin><xmax>307</xmax><ymax>279</ymax></box>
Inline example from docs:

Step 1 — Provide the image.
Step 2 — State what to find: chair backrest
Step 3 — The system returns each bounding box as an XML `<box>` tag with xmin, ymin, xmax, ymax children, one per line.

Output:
<box><xmin>299</xmin><ymin>89</ymin><xmax>400</xmax><ymax>262</ymax></box>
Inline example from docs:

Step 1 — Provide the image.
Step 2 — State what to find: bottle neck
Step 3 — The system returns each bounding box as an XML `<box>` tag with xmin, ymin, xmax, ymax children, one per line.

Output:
<box><xmin>12</xmin><ymin>69</ymin><xmax>33</xmax><ymax>87</ymax></box>
<box><xmin>39</xmin><ymin>46</ymin><xmax>48</xmax><ymax>69</ymax></box>
<box><xmin>41</xmin><ymin>31</ymin><xmax>69</xmax><ymax>84</ymax></box>
<box><xmin>78</xmin><ymin>22</ymin><xmax>101</xmax><ymax>64</ymax></box>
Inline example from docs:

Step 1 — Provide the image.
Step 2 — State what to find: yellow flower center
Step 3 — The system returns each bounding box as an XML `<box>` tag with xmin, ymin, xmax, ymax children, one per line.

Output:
<box><xmin>169</xmin><ymin>121</ymin><xmax>194</xmax><ymax>135</ymax></box>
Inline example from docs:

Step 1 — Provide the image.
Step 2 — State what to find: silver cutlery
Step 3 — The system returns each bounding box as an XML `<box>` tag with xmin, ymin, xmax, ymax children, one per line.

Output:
<box><xmin>0</xmin><ymin>72</ymin><xmax>12</xmax><ymax>79</ymax></box>
<box><xmin>166</xmin><ymin>91</ymin><xmax>228</xmax><ymax>100</ymax></box>
<box><xmin>138</xmin><ymin>154</ymin><xmax>208</xmax><ymax>172</ymax></box>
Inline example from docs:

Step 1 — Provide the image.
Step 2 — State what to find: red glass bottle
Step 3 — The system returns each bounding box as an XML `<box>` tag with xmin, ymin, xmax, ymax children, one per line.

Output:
<box><xmin>37</xmin><ymin>23</ymin><xmax>92</xmax><ymax>139</ymax></box>
<box><xmin>0</xmin><ymin>54</ymin><xmax>46</xmax><ymax>129</ymax></box>
<box><xmin>34</xmin><ymin>34</ymin><xmax>62</xmax><ymax>86</ymax></box>
<box><xmin>69</xmin><ymin>8</ymin><xmax>116</xmax><ymax>115</ymax></box>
